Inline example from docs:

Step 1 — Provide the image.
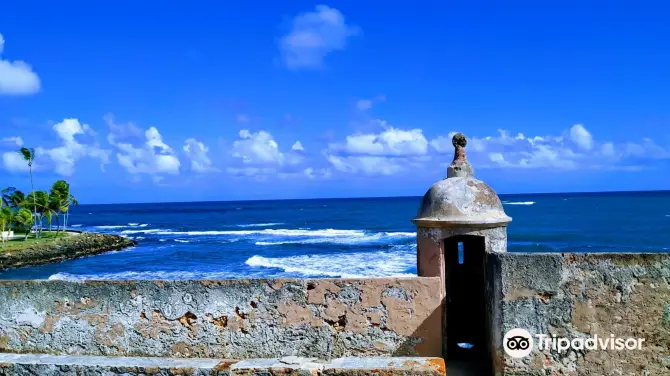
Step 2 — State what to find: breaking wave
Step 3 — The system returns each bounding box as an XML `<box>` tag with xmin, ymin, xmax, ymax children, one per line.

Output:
<box><xmin>48</xmin><ymin>271</ymin><xmax>240</xmax><ymax>281</ymax></box>
<box><xmin>121</xmin><ymin>229</ymin><xmax>170</xmax><ymax>234</ymax></box>
<box><xmin>255</xmin><ymin>231</ymin><xmax>415</xmax><ymax>246</ymax></box>
<box><xmin>503</xmin><ymin>201</ymin><xmax>535</xmax><ymax>205</ymax></box>
<box><xmin>235</xmin><ymin>223</ymin><xmax>284</xmax><ymax>227</ymax></box>
<box><xmin>150</xmin><ymin>229</ymin><xmax>368</xmax><ymax>237</ymax></box>
<box><xmin>245</xmin><ymin>246</ymin><xmax>417</xmax><ymax>278</ymax></box>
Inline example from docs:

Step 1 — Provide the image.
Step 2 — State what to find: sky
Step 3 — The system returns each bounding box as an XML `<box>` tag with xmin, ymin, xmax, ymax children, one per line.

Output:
<box><xmin>0</xmin><ymin>1</ymin><xmax>669</xmax><ymax>204</ymax></box>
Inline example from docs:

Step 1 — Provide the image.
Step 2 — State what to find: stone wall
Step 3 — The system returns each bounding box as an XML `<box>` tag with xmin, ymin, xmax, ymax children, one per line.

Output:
<box><xmin>495</xmin><ymin>253</ymin><xmax>670</xmax><ymax>375</ymax></box>
<box><xmin>0</xmin><ymin>277</ymin><xmax>442</xmax><ymax>359</ymax></box>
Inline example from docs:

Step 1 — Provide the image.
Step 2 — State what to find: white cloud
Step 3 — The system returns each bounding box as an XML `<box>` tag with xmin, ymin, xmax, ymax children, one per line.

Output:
<box><xmin>292</xmin><ymin>141</ymin><xmax>305</xmax><ymax>151</ymax></box>
<box><xmin>277</xmin><ymin>167</ymin><xmax>332</xmax><ymax>180</ymax></box>
<box><xmin>569</xmin><ymin>124</ymin><xmax>593</xmax><ymax>151</ymax></box>
<box><xmin>329</xmin><ymin>126</ymin><xmax>428</xmax><ymax>156</ymax></box>
<box><xmin>430</xmin><ymin>124</ymin><xmax>669</xmax><ymax>171</ymax></box>
<box><xmin>0</xmin><ymin>33</ymin><xmax>40</xmax><ymax>95</ymax></box>
<box><xmin>279</xmin><ymin>5</ymin><xmax>359</xmax><ymax>69</ymax></box>
<box><xmin>1</xmin><ymin>136</ymin><xmax>23</xmax><ymax>146</ymax></box>
<box><xmin>228</xmin><ymin>129</ymin><xmax>313</xmax><ymax>179</ymax></box>
<box><xmin>231</xmin><ymin>129</ymin><xmax>306</xmax><ymax>166</ymax></box>
<box><xmin>33</xmin><ymin>119</ymin><xmax>110</xmax><ymax>176</ymax></box>
<box><xmin>232</xmin><ymin>130</ymin><xmax>284</xmax><ymax>164</ymax></box>
<box><xmin>600</xmin><ymin>142</ymin><xmax>616</xmax><ymax>157</ymax></box>
<box><xmin>303</xmin><ymin>167</ymin><xmax>331</xmax><ymax>180</ymax></box>
<box><xmin>326</xmin><ymin>154</ymin><xmax>404</xmax><ymax>176</ymax></box>
<box><xmin>2</xmin><ymin>152</ymin><xmax>31</xmax><ymax>173</ymax></box>
<box><xmin>227</xmin><ymin>167</ymin><xmax>277</xmax><ymax>182</ymax></box>
<box><xmin>324</xmin><ymin>123</ymin><xmax>430</xmax><ymax>175</ymax></box>
<box><xmin>183</xmin><ymin>138</ymin><xmax>218</xmax><ymax>173</ymax></box>
<box><xmin>2</xmin><ymin>119</ymin><xmax>109</xmax><ymax>175</ymax></box>
<box><xmin>106</xmin><ymin>115</ymin><xmax>181</xmax><ymax>180</ymax></box>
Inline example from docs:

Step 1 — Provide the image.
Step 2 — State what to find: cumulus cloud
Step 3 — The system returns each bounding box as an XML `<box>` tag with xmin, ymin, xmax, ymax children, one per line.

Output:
<box><xmin>0</xmin><ymin>33</ymin><xmax>41</xmax><ymax>95</ymax></box>
<box><xmin>231</xmin><ymin>129</ymin><xmax>306</xmax><ymax>166</ymax></box>
<box><xmin>36</xmin><ymin>119</ymin><xmax>111</xmax><ymax>176</ymax></box>
<box><xmin>1</xmin><ymin>136</ymin><xmax>23</xmax><ymax>146</ymax></box>
<box><xmin>183</xmin><ymin>138</ymin><xmax>218</xmax><ymax>173</ymax></box>
<box><xmin>291</xmin><ymin>141</ymin><xmax>305</xmax><ymax>151</ymax></box>
<box><xmin>430</xmin><ymin>124</ymin><xmax>669</xmax><ymax>171</ymax></box>
<box><xmin>279</xmin><ymin>5</ymin><xmax>359</xmax><ymax>69</ymax></box>
<box><xmin>1</xmin><ymin>119</ymin><xmax>110</xmax><ymax>175</ymax></box>
<box><xmin>324</xmin><ymin>122</ymin><xmax>430</xmax><ymax>175</ymax></box>
<box><xmin>569</xmin><ymin>124</ymin><xmax>593</xmax><ymax>151</ymax></box>
<box><xmin>278</xmin><ymin>167</ymin><xmax>332</xmax><ymax>180</ymax></box>
<box><xmin>329</xmin><ymin>126</ymin><xmax>428</xmax><ymax>157</ymax></box>
<box><xmin>2</xmin><ymin>152</ymin><xmax>31</xmax><ymax>173</ymax></box>
<box><xmin>228</xmin><ymin>129</ymin><xmax>311</xmax><ymax>179</ymax></box>
<box><xmin>106</xmin><ymin>114</ymin><xmax>181</xmax><ymax>180</ymax></box>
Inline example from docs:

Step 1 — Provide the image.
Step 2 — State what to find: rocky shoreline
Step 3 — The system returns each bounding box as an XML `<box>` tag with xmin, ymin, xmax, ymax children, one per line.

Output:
<box><xmin>0</xmin><ymin>232</ymin><xmax>137</xmax><ymax>271</ymax></box>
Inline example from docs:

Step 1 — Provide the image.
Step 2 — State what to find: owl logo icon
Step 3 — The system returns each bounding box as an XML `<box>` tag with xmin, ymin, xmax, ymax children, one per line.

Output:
<box><xmin>503</xmin><ymin>328</ymin><xmax>534</xmax><ymax>358</ymax></box>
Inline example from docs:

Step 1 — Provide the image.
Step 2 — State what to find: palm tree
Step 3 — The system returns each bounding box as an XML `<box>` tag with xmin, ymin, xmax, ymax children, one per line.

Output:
<box><xmin>0</xmin><ymin>202</ymin><xmax>11</xmax><ymax>246</ymax></box>
<box><xmin>49</xmin><ymin>181</ymin><xmax>67</xmax><ymax>235</ymax></box>
<box><xmin>49</xmin><ymin>180</ymin><xmax>72</xmax><ymax>234</ymax></box>
<box><xmin>19</xmin><ymin>147</ymin><xmax>38</xmax><ymax>238</ymax></box>
<box><xmin>24</xmin><ymin>190</ymin><xmax>48</xmax><ymax>238</ymax></box>
<box><xmin>1</xmin><ymin>188</ymin><xmax>23</xmax><ymax>244</ymax></box>
<box><xmin>3</xmin><ymin>188</ymin><xmax>25</xmax><ymax>209</ymax></box>
<box><xmin>1</xmin><ymin>187</ymin><xmax>15</xmax><ymax>208</ymax></box>
<box><xmin>13</xmin><ymin>208</ymin><xmax>33</xmax><ymax>240</ymax></box>
<box><xmin>63</xmin><ymin>193</ymin><xmax>78</xmax><ymax>233</ymax></box>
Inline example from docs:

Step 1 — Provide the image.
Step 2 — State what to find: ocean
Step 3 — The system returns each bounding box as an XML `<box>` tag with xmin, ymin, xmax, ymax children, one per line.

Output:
<box><xmin>1</xmin><ymin>192</ymin><xmax>669</xmax><ymax>280</ymax></box>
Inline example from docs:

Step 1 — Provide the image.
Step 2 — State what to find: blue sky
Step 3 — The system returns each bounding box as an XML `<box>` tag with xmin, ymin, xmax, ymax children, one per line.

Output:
<box><xmin>1</xmin><ymin>1</ymin><xmax>669</xmax><ymax>204</ymax></box>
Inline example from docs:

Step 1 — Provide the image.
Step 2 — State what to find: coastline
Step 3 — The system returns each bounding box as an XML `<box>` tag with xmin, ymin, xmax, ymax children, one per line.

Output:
<box><xmin>0</xmin><ymin>232</ymin><xmax>137</xmax><ymax>271</ymax></box>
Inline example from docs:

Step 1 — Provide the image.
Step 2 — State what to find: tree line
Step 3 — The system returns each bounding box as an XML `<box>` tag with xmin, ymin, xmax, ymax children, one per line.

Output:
<box><xmin>0</xmin><ymin>147</ymin><xmax>78</xmax><ymax>246</ymax></box>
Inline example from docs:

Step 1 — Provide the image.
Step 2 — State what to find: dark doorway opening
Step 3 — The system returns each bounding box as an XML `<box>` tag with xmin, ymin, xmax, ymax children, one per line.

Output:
<box><xmin>444</xmin><ymin>235</ymin><xmax>491</xmax><ymax>375</ymax></box>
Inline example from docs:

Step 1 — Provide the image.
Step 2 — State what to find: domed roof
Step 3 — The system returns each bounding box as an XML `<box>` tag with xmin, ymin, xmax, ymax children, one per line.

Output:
<box><xmin>412</xmin><ymin>133</ymin><xmax>511</xmax><ymax>228</ymax></box>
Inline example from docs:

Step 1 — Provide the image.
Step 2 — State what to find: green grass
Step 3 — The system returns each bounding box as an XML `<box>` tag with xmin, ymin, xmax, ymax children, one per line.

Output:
<box><xmin>1</xmin><ymin>231</ymin><xmax>71</xmax><ymax>253</ymax></box>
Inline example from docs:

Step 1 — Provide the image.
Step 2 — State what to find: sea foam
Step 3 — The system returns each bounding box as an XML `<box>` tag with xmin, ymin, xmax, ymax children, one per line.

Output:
<box><xmin>255</xmin><ymin>231</ymin><xmax>415</xmax><ymax>246</ymax></box>
<box><xmin>235</xmin><ymin>223</ymin><xmax>284</xmax><ymax>228</ymax></box>
<box><xmin>120</xmin><ymin>229</ymin><xmax>170</xmax><ymax>234</ymax></box>
<box><xmin>48</xmin><ymin>270</ymin><xmax>239</xmax><ymax>281</ymax></box>
<box><xmin>149</xmin><ymin>229</ymin><xmax>367</xmax><ymax>237</ymax></box>
<box><xmin>245</xmin><ymin>245</ymin><xmax>417</xmax><ymax>278</ymax></box>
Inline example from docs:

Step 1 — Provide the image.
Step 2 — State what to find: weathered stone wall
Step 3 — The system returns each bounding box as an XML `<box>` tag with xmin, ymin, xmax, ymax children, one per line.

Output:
<box><xmin>495</xmin><ymin>253</ymin><xmax>670</xmax><ymax>375</ymax></box>
<box><xmin>0</xmin><ymin>278</ymin><xmax>442</xmax><ymax>359</ymax></box>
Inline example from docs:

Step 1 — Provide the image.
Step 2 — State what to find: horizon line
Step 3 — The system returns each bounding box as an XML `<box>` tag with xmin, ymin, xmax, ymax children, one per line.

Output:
<box><xmin>78</xmin><ymin>188</ymin><xmax>670</xmax><ymax>206</ymax></box>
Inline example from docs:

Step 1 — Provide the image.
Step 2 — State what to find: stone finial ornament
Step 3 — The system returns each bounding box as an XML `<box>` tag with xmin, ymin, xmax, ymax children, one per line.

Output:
<box><xmin>446</xmin><ymin>133</ymin><xmax>473</xmax><ymax>178</ymax></box>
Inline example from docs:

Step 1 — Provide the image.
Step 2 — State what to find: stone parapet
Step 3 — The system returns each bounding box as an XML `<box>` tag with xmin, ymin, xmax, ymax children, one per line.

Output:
<box><xmin>0</xmin><ymin>353</ymin><xmax>446</xmax><ymax>376</ymax></box>
<box><xmin>0</xmin><ymin>278</ymin><xmax>443</xmax><ymax>359</ymax></box>
<box><xmin>494</xmin><ymin>252</ymin><xmax>670</xmax><ymax>375</ymax></box>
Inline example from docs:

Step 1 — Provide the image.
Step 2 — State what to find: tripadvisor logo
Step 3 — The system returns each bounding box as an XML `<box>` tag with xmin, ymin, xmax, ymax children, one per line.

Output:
<box><xmin>503</xmin><ymin>328</ymin><xmax>646</xmax><ymax>358</ymax></box>
<box><xmin>503</xmin><ymin>328</ymin><xmax>534</xmax><ymax>358</ymax></box>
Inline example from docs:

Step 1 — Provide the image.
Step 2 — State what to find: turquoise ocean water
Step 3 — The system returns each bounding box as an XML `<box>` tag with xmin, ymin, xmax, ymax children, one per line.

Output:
<box><xmin>1</xmin><ymin>191</ymin><xmax>668</xmax><ymax>280</ymax></box>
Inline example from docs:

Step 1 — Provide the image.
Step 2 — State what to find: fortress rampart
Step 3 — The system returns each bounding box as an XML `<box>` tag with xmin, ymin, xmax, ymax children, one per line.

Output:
<box><xmin>0</xmin><ymin>278</ymin><xmax>442</xmax><ymax>359</ymax></box>
<box><xmin>0</xmin><ymin>134</ymin><xmax>668</xmax><ymax>375</ymax></box>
